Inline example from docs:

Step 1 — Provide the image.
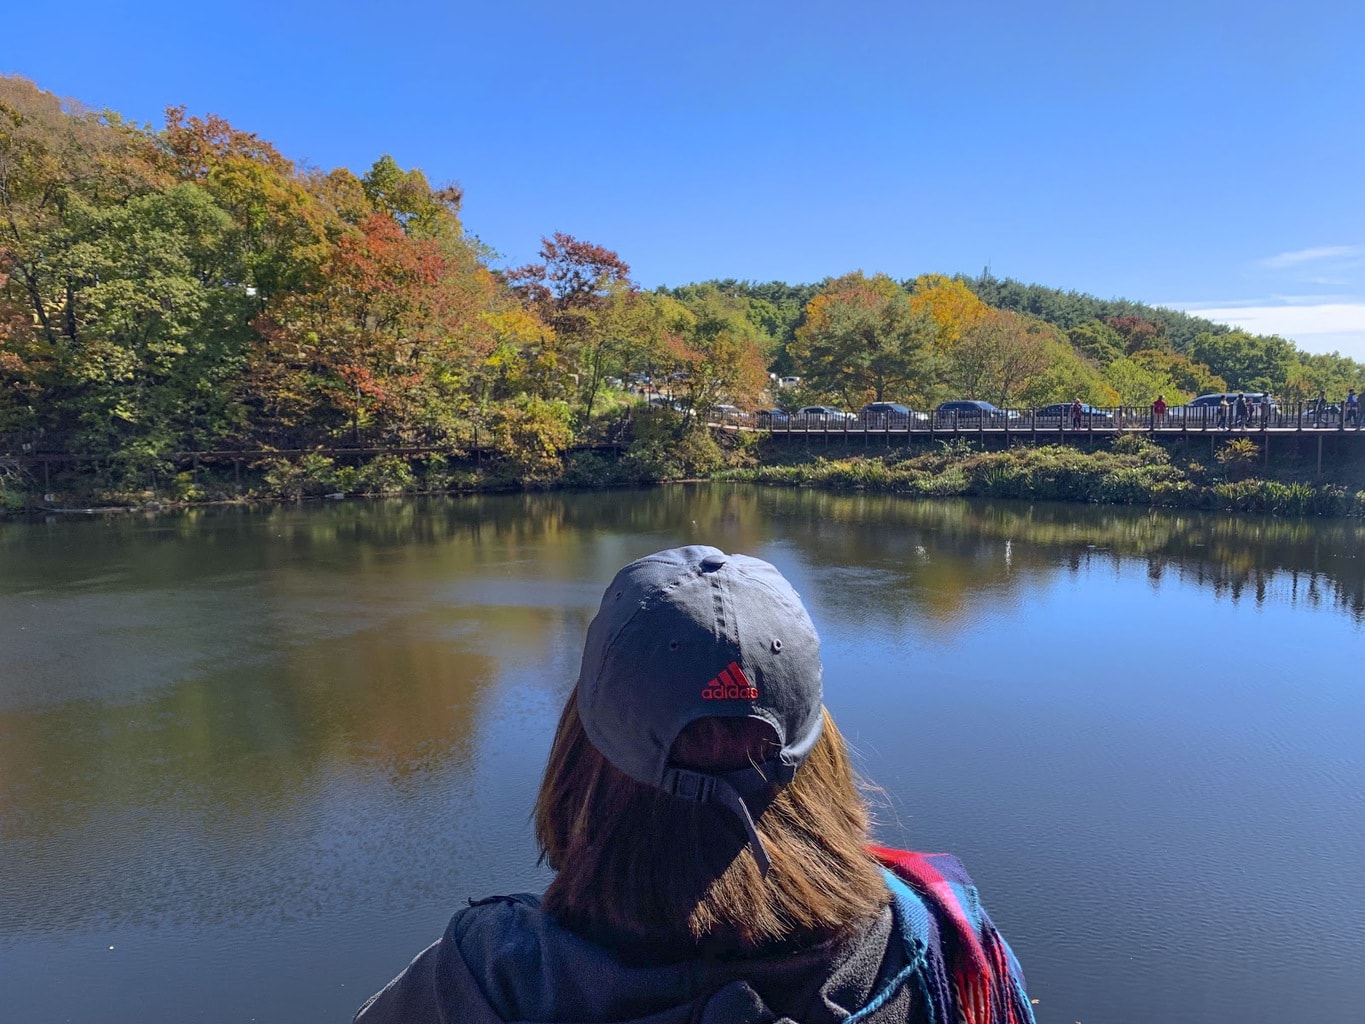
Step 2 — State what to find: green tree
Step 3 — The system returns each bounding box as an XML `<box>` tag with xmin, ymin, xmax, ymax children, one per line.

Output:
<box><xmin>66</xmin><ymin>182</ymin><xmax>252</xmax><ymax>452</ymax></box>
<box><xmin>790</xmin><ymin>272</ymin><xmax>937</xmax><ymax>406</ymax></box>
<box><xmin>1066</xmin><ymin>319</ymin><xmax>1124</xmax><ymax>365</ymax></box>
<box><xmin>1278</xmin><ymin>351</ymin><xmax>1365</xmax><ymax>404</ymax></box>
<box><xmin>1104</xmin><ymin>355</ymin><xmax>1181</xmax><ymax>406</ymax></box>
<box><xmin>1128</xmin><ymin>349</ymin><xmax>1225</xmax><ymax>397</ymax></box>
<box><xmin>943</xmin><ymin>310</ymin><xmax>1051</xmax><ymax>407</ymax></box>
<box><xmin>1189</xmin><ymin>330</ymin><xmax>1295</xmax><ymax>392</ymax></box>
<box><xmin>1018</xmin><ymin>337</ymin><xmax>1117</xmax><ymax>407</ymax></box>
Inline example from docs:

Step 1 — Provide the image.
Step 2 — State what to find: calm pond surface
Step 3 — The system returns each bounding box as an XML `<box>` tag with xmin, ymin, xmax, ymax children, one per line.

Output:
<box><xmin>2</xmin><ymin>486</ymin><xmax>1363</xmax><ymax>1024</ymax></box>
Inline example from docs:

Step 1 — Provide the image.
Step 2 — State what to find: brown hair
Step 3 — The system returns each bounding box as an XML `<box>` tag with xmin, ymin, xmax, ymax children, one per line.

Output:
<box><xmin>533</xmin><ymin>688</ymin><xmax>889</xmax><ymax>955</ymax></box>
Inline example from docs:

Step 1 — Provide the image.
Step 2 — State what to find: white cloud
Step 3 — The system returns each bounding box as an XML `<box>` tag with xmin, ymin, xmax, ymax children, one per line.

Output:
<box><xmin>1259</xmin><ymin>245</ymin><xmax>1361</xmax><ymax>269</ymax></box>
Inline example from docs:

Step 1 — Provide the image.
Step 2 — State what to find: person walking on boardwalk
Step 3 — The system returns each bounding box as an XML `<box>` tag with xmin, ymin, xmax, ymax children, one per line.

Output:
<box><xmin>1234</xmin><ymin>393</ymin><xmax>1248</xmax><ymax>428</ymax></box>
<box><xmin>353</xmin><ymin>546</ymin><xmax>1036</xmax><ymax>1024</ymax></box>
<box><xmin>1311</xmin><ymin>391</ymin><xmax>1327</xmax><ymax>427</ymax></box>
<box><xmin>1217</xmin><ymin>394</ymin><xmax>1230</xmax><ymax>429</ymax></box>
<box><xmin>1347</xmin><ymin>388</ymin><xmax>1360</xmax><ymax>428</ymax></box>
<box><xmin>1070</xmin><ymin>398</ymin><xmax>1083</xmax><ymax>430</ymax></box>
<box><xmin>1151</xmin><ymin>395</ymin><xmax>1167</xmax><ymax>426</ymax></box>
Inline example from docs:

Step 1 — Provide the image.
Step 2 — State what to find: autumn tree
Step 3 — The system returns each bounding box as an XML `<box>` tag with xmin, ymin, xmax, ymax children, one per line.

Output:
<box><xmin>790</xmin><ymin>272</ymin><xmax>938</xmax><ymax>406</ymax></box>
<box><xmin>250</xmin><ymin>203</ymin><xmax>498</xmax><ymax>444</ymax></box>
<box><xmin>0</xmin><ymin>79</ymin><xmax>269</xmax><ymax>454</ymax></box>
<box><xmin>1</xmin><ymin>78</ymin><xmax>157</xmax><ymax>380</ymax></box>
<box><xmin>1106</xmin><ymin>314</ymin><xmax>1168</xmax><ymax>354</ymax></box>
<box><xmin>906</xmin><ymin>274</ymin><xmax>990</xmax><ymax>351</ymax></box>
<box><xmin>654</xmin><ymin>287</ymin><xmax>771</xmax><ymax>420</ymax></box>
<box><xmin>161</xmin><ymin>105</ymin><xmax>330</xmax><ymax>303</ymax></box>
<box><xmin>506</xmin><ymin>233</ymin><xmax>636</xmax><ymax>421</ymax></box>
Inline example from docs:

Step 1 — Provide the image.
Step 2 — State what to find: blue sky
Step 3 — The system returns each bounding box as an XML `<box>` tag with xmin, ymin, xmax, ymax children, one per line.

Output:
<box><xmin>4</xmin><ymin>1</ymin><xmax>1364</xmax><ymax>358</ymax></box>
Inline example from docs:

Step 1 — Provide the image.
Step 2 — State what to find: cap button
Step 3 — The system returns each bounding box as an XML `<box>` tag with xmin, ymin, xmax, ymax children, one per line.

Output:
<box><xmin>699</xmin><ymin>553</ymin><xmax>727</xmax><ymax>571</ymax></box>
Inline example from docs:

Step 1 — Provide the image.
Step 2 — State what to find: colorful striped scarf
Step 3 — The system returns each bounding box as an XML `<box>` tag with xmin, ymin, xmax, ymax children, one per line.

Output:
<box><xmin>866</xmin><ymin>846</ymin><xmax>1035</xmax><ymax>1024</ymax></box>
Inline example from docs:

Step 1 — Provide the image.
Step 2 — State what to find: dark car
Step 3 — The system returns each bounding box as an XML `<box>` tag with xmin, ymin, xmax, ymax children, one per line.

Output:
<box><xmin>934</xmin><ymin>400</ymin><xmax>1018</xmax><ymax>425</ymax></box>
<box><xmin>1033</xmin><ymin>402</ymin><xmax>1114</xmax><ymax>425</ymax></box>
<box><xmin>756</xmin><ymin>408</ymin><xmax>790</xmax><ymax>427</ymax></box>
<box><xmin>857</xmin><ymin>402</ymin><xmax>929</xmax><ymax>427</ymax></box>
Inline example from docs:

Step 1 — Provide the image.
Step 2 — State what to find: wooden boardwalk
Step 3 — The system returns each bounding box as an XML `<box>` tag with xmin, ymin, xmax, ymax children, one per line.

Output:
<box><xmin>727</xmin><ymin>410</ymin><xmax>1365</xmax><ymax>477</ymax></box>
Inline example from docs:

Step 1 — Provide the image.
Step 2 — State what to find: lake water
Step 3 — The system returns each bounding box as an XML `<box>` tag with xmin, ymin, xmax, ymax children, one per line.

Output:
<box><xmin>2</xmin><ymin>486</ymin><xmax>1363</xmax><ymax>1024</ymax></box>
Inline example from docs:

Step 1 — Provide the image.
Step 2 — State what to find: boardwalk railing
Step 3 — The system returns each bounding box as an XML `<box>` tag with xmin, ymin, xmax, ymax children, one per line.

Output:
<box><xmin>4</xmin><ymin>402</ymin><xmax>1361</xmax><ymax>463</ymax></box>
<box><xmin>723</xmin><ymin>402</ymin><xmax>1365</xmax><ymax>435</ymax></box>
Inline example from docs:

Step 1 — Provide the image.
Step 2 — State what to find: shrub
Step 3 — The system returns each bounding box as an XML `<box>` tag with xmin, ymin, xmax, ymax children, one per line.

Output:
<box><xmin>1215</xmin><ymin>438</ymin><xmax>1261</xmax><ymax>481</ymax></box>
<box><xmin>1</xmin><ymin>459</ymin><xmax>33</xmax><ymax>511</ymax></box>
<box><xmin>355</xmin><ymin>454</ymin><xmax>416</xmax><ymax>494</ymax></box>
<box><xmin>1111</xmin><ymin>433</ymin><xmax>1164</xmax><ymax>459</ymax></box>
<box><xmin>485</xmin><ymin>396</ymin><xmax>574</xmax><ymax>485</ymax></box>
<box><xmin>171</xmin><ymin>471</ymin><xmax>207</xmax><ymax>503</ymax></box>
<box><xmin>624</xmin><ymin>414</ymin><xmax>724</xmax><ymax>481</ymax></box>
<box><xmin>260</xmin><ymin>453</ymin><xmax>343</xmax><ymax>499</ymax></box>
<box><xmin>562</xmin><ymin>451</ymin><xmax>630</xmax><ymax>488</ymax></box>
<box><xmin>936</xmin><ymin>437</ymin><xmax>978</xmax><ymax>462</ymax></box>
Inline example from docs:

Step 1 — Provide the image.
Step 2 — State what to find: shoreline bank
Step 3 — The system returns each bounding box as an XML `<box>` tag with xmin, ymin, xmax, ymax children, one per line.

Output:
<box><xmin>5</xmin><ymin>432</ymin><xmax>1364</xmax><ymax>519</ymax></box>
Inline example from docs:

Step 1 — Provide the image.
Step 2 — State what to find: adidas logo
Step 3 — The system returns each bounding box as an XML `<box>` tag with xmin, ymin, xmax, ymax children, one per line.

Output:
<box><xmin>700</xmin><ymin>661</ymin><xmax>759</xmax><ymax>700</ymax></box>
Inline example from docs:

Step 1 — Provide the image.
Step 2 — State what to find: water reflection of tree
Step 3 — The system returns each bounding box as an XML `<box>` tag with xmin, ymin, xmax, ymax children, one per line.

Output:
<box><xmin>4</xmin><ymin>486</ymin><xmax>1359</xmax><ymax>624</ymax></box>
<box><xmin>0</xmin><ymin>608</ymin><xmax>505</xmax><ymax>934</ymax></box>
<box><xmin>745</xmin><ymin>490</ymin><xmax>1365</xmax><ymax>625</ymax></box>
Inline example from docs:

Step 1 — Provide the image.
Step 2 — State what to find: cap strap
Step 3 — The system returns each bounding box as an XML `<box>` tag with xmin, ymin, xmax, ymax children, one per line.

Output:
<box><xmin>661</xmin><ymin>767</ymin><xmax>773</xmax><ymax>876</ymax></box>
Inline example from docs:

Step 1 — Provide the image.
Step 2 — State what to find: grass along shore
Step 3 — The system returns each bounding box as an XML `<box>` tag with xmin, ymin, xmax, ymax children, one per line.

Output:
<box><xmin>721</xmin><ymin>434</ymin><xmax>1365</xmax><ymax>517</ymax></box>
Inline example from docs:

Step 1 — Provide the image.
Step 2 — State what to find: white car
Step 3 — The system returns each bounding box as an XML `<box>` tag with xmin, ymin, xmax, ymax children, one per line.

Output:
<box><xmin>794</xmin><ymin>405</ymin><xmax>856</xmax><ymax>422</ymax></box>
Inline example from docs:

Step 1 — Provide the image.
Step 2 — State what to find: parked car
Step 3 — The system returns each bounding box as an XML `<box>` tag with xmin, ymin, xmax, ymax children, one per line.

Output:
<box><xmin>794</xmin><ymin>405</ymin><xmax>856</xmax><ymax>423</ymax></box>
<box><xmin>1033</xmin><ymin>402</ymin><xmax>1114</xmax><ymax>425</ymax></box>
<box><xmin>777</xmin><ymin>375</ymin><xmax>802</xmax><ymax>389</ymax></box>
<box><xmin>857</xmin><ymin>402</ymin><xmax>930</xmax><ymax>427</ymax></box>
<box><xmin>756</xmin><ymin>408</ymin><xmax>790</xmax><ymax>427</ymax></box>
<box><xmin>934</xmin><ymin>400</ymin><xmax>1018</xmax><ymax>425</ymax></box>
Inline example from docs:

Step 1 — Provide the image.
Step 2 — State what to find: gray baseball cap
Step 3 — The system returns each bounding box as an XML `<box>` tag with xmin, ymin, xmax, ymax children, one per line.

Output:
<box><xmin>576</xmin><ymin>545</ymin><xmax>825</xmax><ymax>873</ymax></box>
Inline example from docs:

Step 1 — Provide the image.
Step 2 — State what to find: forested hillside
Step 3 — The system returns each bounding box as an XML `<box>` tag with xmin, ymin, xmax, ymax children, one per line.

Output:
<box><xmin>4</xmin><ymin>74</ymin><xmax>1364</xmax><ymax>498</ymax></box>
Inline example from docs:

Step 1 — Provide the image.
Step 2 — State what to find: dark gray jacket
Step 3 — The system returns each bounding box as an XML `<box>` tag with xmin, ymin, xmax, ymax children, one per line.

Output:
<box><xmin>353</xmin><ymin>892</ymin><xmax>919</xmax><ymax>1024</ymax></box>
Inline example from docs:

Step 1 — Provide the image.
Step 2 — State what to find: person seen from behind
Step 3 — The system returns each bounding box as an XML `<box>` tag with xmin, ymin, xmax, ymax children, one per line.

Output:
<box><xmin>1347</xmin><ymin>388</ymin><xmax>1359</xmax><ymax>428</ymax></box>
<box><xmin>1070</xmin><ymin>398</ymin><xmax>1083</xmax><ymax>430</ymax></box>
<box><xmin>353</xmin><ymin>546</ymin><xmax>1036</xmax><ymax>1024</ymax></box>
<box><xmin>1151</xmin><ymin>395</ymin><xmax>1166</xmax><ymax>425</ymax></box>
